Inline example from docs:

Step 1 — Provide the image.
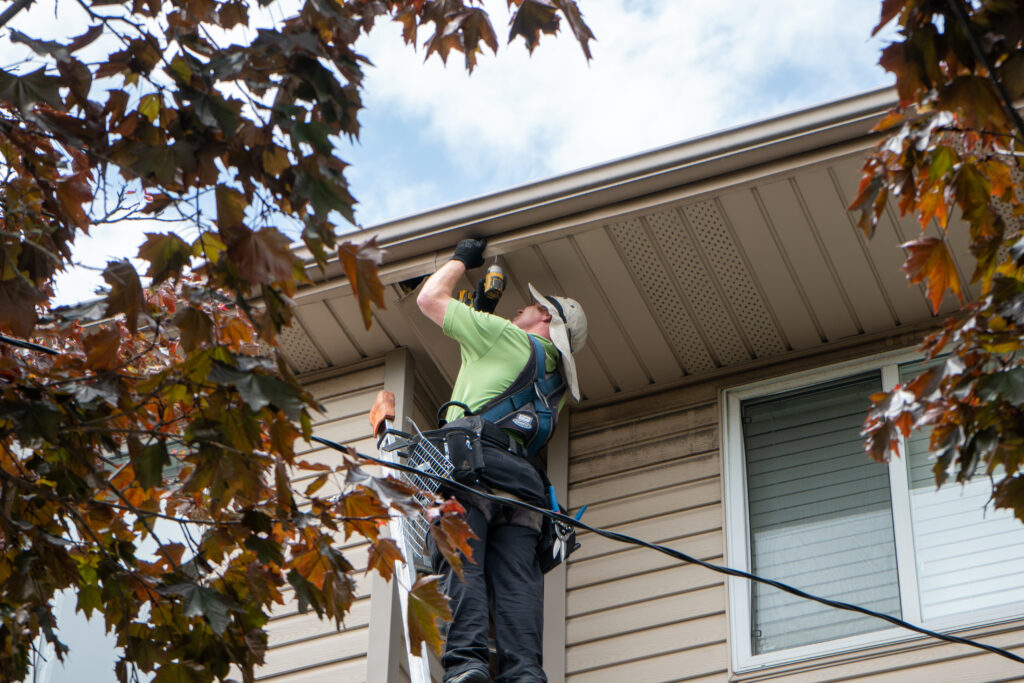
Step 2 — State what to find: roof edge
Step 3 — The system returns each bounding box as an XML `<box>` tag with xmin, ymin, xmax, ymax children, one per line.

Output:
<box><xmin>299</xmin><ymin>86</ymin><xmax>896</xmax><ymax>285</ymax></box>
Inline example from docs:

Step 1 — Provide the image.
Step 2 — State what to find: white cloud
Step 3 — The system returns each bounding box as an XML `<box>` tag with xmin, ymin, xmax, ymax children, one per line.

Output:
<box><xmin>353</xmin><ymin>0</ymin><xmax>892</xmax><ymax>207</ymax></box>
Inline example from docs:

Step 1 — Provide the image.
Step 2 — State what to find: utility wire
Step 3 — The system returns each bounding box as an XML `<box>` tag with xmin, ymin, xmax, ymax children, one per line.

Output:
<box><xmin>312</xmin><ymin>434</ymin><xmax>1024</xmax><ymax>667</ymax></box>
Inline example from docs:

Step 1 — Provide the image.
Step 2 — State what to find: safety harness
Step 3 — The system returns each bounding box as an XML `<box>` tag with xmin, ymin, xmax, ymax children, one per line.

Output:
<box><xmin>476</xmin><ymin>335</ymin><xmax>566</xmax><ymax>458</ymax></box>
<box><xmin>431</xmin><ymin>336</ymin><xmax>577</xmax><ymax>572</ymax></box>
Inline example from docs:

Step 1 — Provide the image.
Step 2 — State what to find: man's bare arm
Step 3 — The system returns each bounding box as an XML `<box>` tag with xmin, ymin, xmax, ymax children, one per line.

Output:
<box><xmin>416</xmin><ymin>259</ymin><xmax>466</xmax><ymax>326</ymax></box>
<box><xmin>417</xmin><ymin>239</ymin><xmax>486</xmax><ymax>326</ymax></box>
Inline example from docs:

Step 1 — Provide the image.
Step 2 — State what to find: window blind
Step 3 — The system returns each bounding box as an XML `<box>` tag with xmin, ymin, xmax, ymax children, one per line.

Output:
<box><xmin>742</xmin><ymin>373</ymin><xmax>901</xmax><ymax>653</ymax></box>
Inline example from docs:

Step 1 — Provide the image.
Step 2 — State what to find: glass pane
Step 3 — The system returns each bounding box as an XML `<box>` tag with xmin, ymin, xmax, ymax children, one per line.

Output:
<box><xmin>743</xmin><ymin>372</ymin><xmax>900</xmax><ymax>654</ymax></box>
<box><xmin>900</xmin><ymin>360</ymin><xmax>1024</xmax><ymax>621</ymax></box>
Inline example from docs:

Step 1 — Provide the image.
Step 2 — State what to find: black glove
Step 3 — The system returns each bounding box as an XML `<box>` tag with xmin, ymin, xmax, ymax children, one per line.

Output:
<box><xmin>451</xmin><ymin>238</ymin><xmax>486</xmax><ymax>269</ymax></box>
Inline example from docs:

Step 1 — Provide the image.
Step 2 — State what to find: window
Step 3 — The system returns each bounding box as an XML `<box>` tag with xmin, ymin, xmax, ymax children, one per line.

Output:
<box><xmin>723</xmin><ymin>353</ymin><xmax>1024</xmax><ymax>671</ymax></box>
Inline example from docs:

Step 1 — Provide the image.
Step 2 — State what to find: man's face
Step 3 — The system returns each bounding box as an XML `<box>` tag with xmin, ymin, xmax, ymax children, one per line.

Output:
<box><xmin>512</xmin><ymin>302</ymin><xmax>549</xmax><ymax>330</ymax></box>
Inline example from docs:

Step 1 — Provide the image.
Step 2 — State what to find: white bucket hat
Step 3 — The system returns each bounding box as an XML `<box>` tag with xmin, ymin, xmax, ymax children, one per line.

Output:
<box><xmin>528</xmin><ymin>283</ymin><xmax>588</xmax><ymax>402</ymax></box>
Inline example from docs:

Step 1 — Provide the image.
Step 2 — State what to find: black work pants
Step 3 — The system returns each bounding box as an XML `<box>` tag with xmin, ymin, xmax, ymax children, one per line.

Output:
<box><xmin>431</xmin><ymin>494</ymin><xmax>546</xmax><ymax>683</ymax></box>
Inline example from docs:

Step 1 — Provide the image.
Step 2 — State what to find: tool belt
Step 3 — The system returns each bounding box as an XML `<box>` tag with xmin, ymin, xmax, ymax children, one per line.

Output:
<box><xmin>424</xmin><ymin>415</ymin><xmax>577</xmax><ymax>572</ymax></box>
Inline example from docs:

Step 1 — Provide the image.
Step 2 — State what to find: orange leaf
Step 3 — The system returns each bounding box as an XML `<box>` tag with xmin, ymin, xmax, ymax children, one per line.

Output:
<box><xmin>292</xmin><ymin>546</ymin><xmax>329</xmax><ymax>588</ymax></box>
<box><xmin>366</xmin><ymin>537</ymin><xmax>404</xmax><ymax>582</ymax></box>
<box><xmin>917</xmin><ymin>186</ymin><xmax>949</xmax><ymax>230</ymax></box>
<box><xmin>83</xmin><ymin>324</ymin><xmax>122</xmax><ymax>370</ymax></box>
<box><xmin>429</xmin><ymin>513</ymin><xmax>477</xmax><ymax>579</ymax></box>
<box><xmin>341</xmin><ymin>487</ymin><xmax>388</xmax><ymax>541</ymax></box>
<box><xmin>979</xmin><ymin>159</ymin><xmax>1014</xmax><ymax>200</ymax></box>
<box><xmin>338</xmin><ymin>238</ymin><xmax>386</xmax><ymax>330</ymax></box>
<box><xmin>902</xmin><ymin>237</ymin><xmax>963</xmax><ymax>313</ymax></box>
<box><xmin>55</xmin><ymin>173</ymin><xmax>92</xmax><ymax>228</ymax></box>
<box><xmin>407</xmin><ymin>575</ymin><xmax>451</xmax><ymax>657</ymax></box>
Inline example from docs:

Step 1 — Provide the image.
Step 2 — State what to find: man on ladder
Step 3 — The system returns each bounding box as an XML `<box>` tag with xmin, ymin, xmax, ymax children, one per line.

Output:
<box><xmin>416</xmin><ymin>238</ymin><xmax>588</xmax><ymax>683</ymax></box>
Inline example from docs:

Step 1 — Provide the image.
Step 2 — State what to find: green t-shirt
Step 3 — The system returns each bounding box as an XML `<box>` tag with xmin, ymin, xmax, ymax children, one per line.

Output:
<box><xmin>442</xmin><ymin>299</ymin><xmax>562</xmax><ymax>424</ymax></box>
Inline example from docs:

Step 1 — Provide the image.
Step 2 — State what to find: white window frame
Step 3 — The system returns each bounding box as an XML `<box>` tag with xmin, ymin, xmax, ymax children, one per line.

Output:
<box><xmin>722</xmin><ymin>348</ymin><xmax>1024</xmax><ymax>673</ymax></box>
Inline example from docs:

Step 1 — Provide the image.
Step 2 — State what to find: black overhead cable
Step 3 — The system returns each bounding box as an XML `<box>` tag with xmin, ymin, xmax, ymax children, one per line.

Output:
<box><xmin>0</xmin><ymin>333</ymin><xmax>58</xmax><ymax>355</ymax></box>
<box><xmin>311</xmin><ymin>435</ymin><xmax>1024</xmax><ymax>667</ymax></box>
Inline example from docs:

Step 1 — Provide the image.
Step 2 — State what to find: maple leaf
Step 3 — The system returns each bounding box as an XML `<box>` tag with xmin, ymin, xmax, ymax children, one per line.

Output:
<box><xmin>103</xmin><ymin>259</ymin><xmax>146</xmax><ymax>334</ymax></box>
<box><xmin>225</xmin><ymin>227</ymin><xmax>298</xmax><ymax>288</ymax></box>
<box><xmin>138</xmin><ymin>233</ymin><xmax>192</xmax><ymax>284</ymax></box>
<box><xmin>902</xmin><ymin>237</ymin><xmax>964</xmax><ymax>313</ymax></box>
<box><xmin>366</xmin><ymin>537</ymin><xmax>404</xmax><ymax>582</ymax></box>
<box><xmin>338</xmin><ymin>238</ymin><xmax>386</xmax><ymax>330</ymax></box>
<box><xmin>429</xmin><ymin>513</ymin><xmax>476</xmax><ymax>579</ymax></box>
<box><xmin>54</xmin><ymin>173</ymin><xmax>92</xmax><ymax>228</ymax></box>
<box><xmin>937</xmin><ymin>76</ymin><xmax>1007</xmax><ymax>132</ymax></box>
<box><xmin>129</xmin><ymin>438</ymin><xmax>171</xmax><ymax>490</ymax></box>
<box><xmin>509</xmin><ymin>0</ymin><xmax>559</xmax><ymax>53</ymax></box>
<box><xmin>874</xmin><ymin>0</ymin><xmax>909</xmax><ymax>36</ymax></box>
<box><xmin>0</xmin><ymin>67</ymin><xmax>63</xmax><ymax>113</ymax></box>
<box><xmin>164</xmin><ymin>583</ymin><xmax>239</xmax><ymax>635</ymax></box>
<box><xmin>0</xmin><ymin>278</ymin><xmax>44</xmax><ymax>337</ymax></box>
<box><xmin>552</xmin><ymin>0</ymin><xmax>594</xmax><ymax>60</ymax></box>
<box><xmin>215</xmin><ymin>184</ymin><xmax>247</xmax><ymax>235</ymax></box>
<box><xmin>341</xmin><ymin>487</ymin><xmax>388</xmax><ymax>540</ymax></box>
<box><xmin>83</xmin><ymin>325</ymin><xmax>122</xmax><ymax>371</ymax></box>
<box><xmin>407</xmin><ymin>575</ymin><xmax>452</xmax><ymax>657</ymax></box>
<box><xmin>879</xmin><ymin>43</ymin><xmax>923</xmax><ymax>106</ymax></box>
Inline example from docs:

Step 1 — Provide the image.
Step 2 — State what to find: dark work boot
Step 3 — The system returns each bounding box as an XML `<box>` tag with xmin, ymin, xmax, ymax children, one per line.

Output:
<box><xmin>446</xmin><ymin>668</ymin><xmax>490</xmax><ymax>683</ymax></box>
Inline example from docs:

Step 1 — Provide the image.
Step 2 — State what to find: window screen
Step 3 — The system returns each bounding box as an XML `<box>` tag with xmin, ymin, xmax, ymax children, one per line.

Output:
<box><xmin>742</xmin><ymin>373</ymin><xmax>901</xmax><ymax>653</ymax></box>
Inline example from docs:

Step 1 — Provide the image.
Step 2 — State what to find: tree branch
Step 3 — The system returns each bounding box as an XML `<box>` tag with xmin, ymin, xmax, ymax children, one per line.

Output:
<box><xmin>0</xmin><ymin>0</ymin><xmax>33</xmax><ymax>31</ymax></box>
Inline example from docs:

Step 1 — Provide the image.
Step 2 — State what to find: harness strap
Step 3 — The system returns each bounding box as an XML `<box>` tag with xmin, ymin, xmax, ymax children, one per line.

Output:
<box><xmin>477</xmin><ymin>336</ymin><xmax>565</xmax><ymax>458</ymax></box>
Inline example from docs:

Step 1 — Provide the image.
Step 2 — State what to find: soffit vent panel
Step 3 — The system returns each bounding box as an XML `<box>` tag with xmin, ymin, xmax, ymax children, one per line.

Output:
<box><xmin>279</xmin><ymin>321</ymin><xmax>329</xmax><ymax>374</ymax></box>
<box><xmin>645</xmin><ymin>207</ymin><xmax>749</xmax><ymax>366</ymax></box>
<box><xmin>608</xmin><ymin>217</ymin><xmax>715</xmax><ymax>374</ymax></box>
<box><xmin>681</xmin><ymin>200</ymin><xmax>787</xmax><ymax>359</ymax></box>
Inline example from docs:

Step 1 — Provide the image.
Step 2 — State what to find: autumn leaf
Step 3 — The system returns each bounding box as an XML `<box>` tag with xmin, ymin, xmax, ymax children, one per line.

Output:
<box><xmin>207</xmin><ymin>361</ymin><xmax>306</xmax><ymax>419</ymax></box>
<box><xmin>408</xmin><ymin>575</ymin><xmax>452</xmax><ymax>657</ymax></box>
<box><xmin>874</xmin><ymin>0</ymin><xmax>908</xmax><ymax>36</ymax></box>
<box><xmin>215</xmin><ymin>184</ymin><xmax>247</xmax><ymax>235</ymax></box>
<box><xmin>138</xmin><ymin>233</ymin><xmax>192</xmax><ymax>284</ymax></box>
<box><xmin>164</xmin><ymin>583</ymin><xmax>239</xmax><ymax>635</ymax></box>
<box><xmin>55</xmin><ymin>173</ymin><xmax>92</xmax><ymax>228</ymax></box>
<box><xmin>902</xmin><ymin>237</ymin><xmax>964</xmax><ymax>313</ymax></box>
<box><xmin>225</xmin><ymin>227</ymin><xmax>297</xmax><ymax>288</ymax></box>
<box><xmin>83</xmin><ymin>324</ymin><xmax>122</xmax><ymax>371</ymax></box>
<box><xmin>338</xmin><ymin>238</ymin><xmax>386</xmax><ymax>330</ymax></box>
<box><xmin>0</xmin><ymin>67</ymin><xmax>63</xmax><ymax>112</ymax></box>
<box><xmin>429</xmin><ymin>513</ymin><xmax>477</xmax><ymax>579</ymax></box>
<box><xmin>129</xmin><ymin>440</ymin><xmax>170</xmax><ymax>490</ymax></box>
<box><xmin>103</xmin><ymin>259</ymin><xmax>146</xmax><ymax>333</ymax></box>
<box><xmin>0</xmin><ymin>278</ymin><xmax>44</xmax><ymax>337</ymax></box>
<box><xmin>341</xmin><ymin>487</ymin><xmax>388</xmax><ymax>540</ymax></box>
<box><xmin>366</xmin><ymin>537</ymin><xmax>404</xmax><ymax>582</ymax></box>
<box><xmin>509</xmin><ymin>0</ymin><xmax>559</xmax><ymax>53</ymax></box>
<box><xmin>552</xmin><ymin>0</ymin><xmax>594</xmax><ymax>60</ymax></box>
<box><xmin>938</xmin><ymin>76</ymin><xmax>1007</xmax><ymax>132</ymax></box>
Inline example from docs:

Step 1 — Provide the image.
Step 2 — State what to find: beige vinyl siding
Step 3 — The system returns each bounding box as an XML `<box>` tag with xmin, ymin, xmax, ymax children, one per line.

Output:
<box><xmin>562</xmin><ymin>335</ymin><xmax>1024</xmax><ymax>683</ymax></box>
<box><xmin>565</xmin><ymin>389</ymin><xmax>728</xmax><ymax>683</ymax></box>
<box><xmin>257</xmin><ymin>362</ymin><xmax>386</xmax><ymax>682</ymax></box>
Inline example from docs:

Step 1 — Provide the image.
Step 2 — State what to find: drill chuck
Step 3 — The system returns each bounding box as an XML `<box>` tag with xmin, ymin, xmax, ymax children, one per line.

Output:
<box><xmin>483</xmin><ymin>263</ymin><xmax>505</xmax><ymax>300</ymax></box>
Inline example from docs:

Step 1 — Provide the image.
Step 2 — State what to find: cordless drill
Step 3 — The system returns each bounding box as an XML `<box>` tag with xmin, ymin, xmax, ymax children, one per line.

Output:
<box><xmin>458</xmin><ymin>260</ymin><xmax>506</xmax><ymax>312</ymax></box>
